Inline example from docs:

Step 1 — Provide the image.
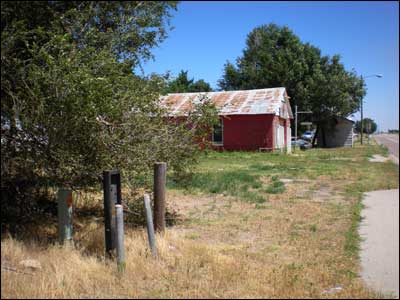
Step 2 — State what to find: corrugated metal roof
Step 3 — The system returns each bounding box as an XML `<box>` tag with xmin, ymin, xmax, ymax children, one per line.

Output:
<box><xmin>159</xmin><ymin>87</ymin><xmax>293</xmax><ymax>118</ymax></box>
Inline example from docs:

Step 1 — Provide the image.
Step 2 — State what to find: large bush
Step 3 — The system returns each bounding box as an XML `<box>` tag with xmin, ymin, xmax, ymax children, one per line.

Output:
<box><xmin>1</xmin><ymin>1</ymin><xmax>218</xmax><ymax>225</ymax></box>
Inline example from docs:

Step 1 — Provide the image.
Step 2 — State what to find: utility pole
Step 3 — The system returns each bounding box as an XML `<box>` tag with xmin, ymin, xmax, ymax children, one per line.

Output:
<box><xmin>294</xmin><ymin>105</ymin><xmax>297</xmax><ymax>151</ymax></box>
<box><xmin>360</xmin><ymin>99</ymin><xmax>363</xmax><ymax>145</ymax></box>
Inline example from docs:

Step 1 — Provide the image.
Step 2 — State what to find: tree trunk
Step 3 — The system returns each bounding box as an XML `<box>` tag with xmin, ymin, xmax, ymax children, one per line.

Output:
<box><xmin>321</xmin><ymin>126</ymin><xmax>327</xmax><ymax>147</ymax></box>
<box><xmin>312</xmin><ymin>124</ymin><xmax>319</xmax><ymax>147</ymax></box>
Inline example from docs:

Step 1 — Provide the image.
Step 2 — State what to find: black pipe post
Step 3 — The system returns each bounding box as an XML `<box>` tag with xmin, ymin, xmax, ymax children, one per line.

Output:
<box><xmin>103</xmin><ymin>170</ymin><xmax>121</xmax><ymax>258</ymax></box>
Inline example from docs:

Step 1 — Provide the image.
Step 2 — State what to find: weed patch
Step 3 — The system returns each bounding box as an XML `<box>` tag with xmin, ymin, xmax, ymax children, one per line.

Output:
<box><xmin>265</xmin><ymin>177</ymin><xmax>286</xmax><ymax>194</ymax></box>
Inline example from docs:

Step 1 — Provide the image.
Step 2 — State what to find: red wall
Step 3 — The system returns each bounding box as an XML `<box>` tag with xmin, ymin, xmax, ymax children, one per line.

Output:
<box><xmin>215</xmin><ymin>114</ymin><xmax>275</xmax><ymax>151</ymax></box>
<box><xmin>166</xmin><ymin>114</ymin><xmax>289</xmax><ymax>151</ymax></box>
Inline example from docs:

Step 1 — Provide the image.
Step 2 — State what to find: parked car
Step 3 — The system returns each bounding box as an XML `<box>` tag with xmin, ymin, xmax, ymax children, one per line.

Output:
<box><xmin>301</xmin><ymin>130</ymin><xmax>315</xmax><ymax>141</ymax></box>
<box><xmin>291</xmin><ymin>138</ymin><xmax>312</xmax><ymax>150</ymax></box>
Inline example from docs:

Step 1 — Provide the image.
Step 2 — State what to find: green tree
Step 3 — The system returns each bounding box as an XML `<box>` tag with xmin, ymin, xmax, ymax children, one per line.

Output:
<box><xmin>218</xmin><ymin>23</ymin><xmax>366</xmax><ymax>146</ymax></box>
<box><xmin>1</xmin><ymin>1</ymin><xmax>218</xmax><ymax>225</ymax></box>
<box><xmin>355</xmin><ymin>118</ymin><xmax>377</xmax><ymax>134</ymax></box>
<box><xmin>165</xmin><ymin>70</ymin><xmax>212</xmax><ymax>93</ymax></box>
<box><xmin>190</xmin><ymin>79</ymin><xmax>213</xmax><ymax>93</ymax></box>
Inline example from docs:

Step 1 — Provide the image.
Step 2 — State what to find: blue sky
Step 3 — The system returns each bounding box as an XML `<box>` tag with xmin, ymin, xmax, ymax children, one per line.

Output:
<box><xmin>141</xmin><ymin>1</ymin><xmax>399</xmax><ymax>131</ymax></box>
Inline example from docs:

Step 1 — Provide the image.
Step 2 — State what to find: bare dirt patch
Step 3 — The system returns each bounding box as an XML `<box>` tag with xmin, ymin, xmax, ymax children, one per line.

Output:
<box><xmin>369</xmin><ymin>154</ymin><xmax>390</xmax><ymax>163</ymax></box>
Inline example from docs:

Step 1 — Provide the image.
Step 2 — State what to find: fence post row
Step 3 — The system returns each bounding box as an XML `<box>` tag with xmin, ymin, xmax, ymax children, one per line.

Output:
<box><xmin>103</xmin><ymin>170</ymin><xmax>122</xmax><ymax>258</ymax></box>
<box><xmin>153</xmin><ymin>162</ymin><xmax>167</xmax><ymax>233</ymax></box>
<box><xmin>102</xmin><ymin>165</ymin><xmax>165</xmax><ymax>261</ymax></box>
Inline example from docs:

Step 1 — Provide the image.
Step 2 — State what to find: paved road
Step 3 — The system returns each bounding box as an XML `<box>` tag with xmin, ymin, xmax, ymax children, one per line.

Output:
<box><xmin>359</xmin><ymin>189</ymin><xmax>399</xmax><ymax>298</ymax></box>
<box><xmin>374</xmin><ymin>134</ymin><xmax>399</xmax><ymax>164</ymax></box>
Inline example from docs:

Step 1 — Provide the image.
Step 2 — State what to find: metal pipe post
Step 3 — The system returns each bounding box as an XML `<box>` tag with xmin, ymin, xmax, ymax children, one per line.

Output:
<box><xmin>115</xmin><ymin>204</ymin><xmax>125</xmax><ymax>273</ymax></box>
<box><xmin>57</xmin><ymin>189</ymin><xmax>73</xmax><ymax>245</ymax></box>
<box><xmin>143</xmin><ymin>194</ymin><xmax>157</xmax><ymax>257</ymax></box>
<box><xmin>103</xmin><ymin>171</ymin><xmax>119</xmax><ymax>258</ymax></box>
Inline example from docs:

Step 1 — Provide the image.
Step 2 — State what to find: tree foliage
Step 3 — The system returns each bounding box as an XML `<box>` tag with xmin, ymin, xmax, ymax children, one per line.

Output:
<box><xmin>218</xmin><ymin>23</ymin><xmax>366</xmax><ymax>145</ymax></box>
<box><xmin>164</xmin><ymin>70</ymin><xmax>212</xmax><ymax>93</ymax></box>
<box><xmin>355</xmin><ymin>118</ymin><xmax>377</xmax><ymax>134</ymax></box>
<box><xmin>1</xmin><ymin>1</ymin><xmax>218</xmax><ymax>224</ymax></box>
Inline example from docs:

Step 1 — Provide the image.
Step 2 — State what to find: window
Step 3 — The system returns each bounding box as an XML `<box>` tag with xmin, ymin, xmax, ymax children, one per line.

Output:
<box><xmin>212</xmin><ymin>118</ymin><xmax>223</xmax><ymax>145</ymax></box>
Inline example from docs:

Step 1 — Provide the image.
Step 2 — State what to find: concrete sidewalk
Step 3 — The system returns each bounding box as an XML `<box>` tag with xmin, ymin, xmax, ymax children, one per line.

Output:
<box><xmin>359</xmin><ymin>189</ymin><xmax>399</xmax><ymax>298</ymax></box>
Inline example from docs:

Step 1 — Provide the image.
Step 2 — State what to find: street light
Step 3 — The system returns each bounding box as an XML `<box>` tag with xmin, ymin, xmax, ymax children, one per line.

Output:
<box><xmin>360</xmin><ymin>74</ymin><xmax>383</xmax><ymax>144</ymax></box>
<box><xmin>364</xmin><ymin>74</ymin><xmax>383</xmax><ymax>78</ymax></box>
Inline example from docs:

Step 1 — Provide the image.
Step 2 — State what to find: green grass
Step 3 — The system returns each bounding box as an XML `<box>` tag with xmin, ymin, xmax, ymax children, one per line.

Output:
<box><xmin>254</xmin><ymin>204</ymin><xmax>268</xmax><ymax>209</ymax></box>
<box><xmin>185</xmin><ymin>232</ymin><xmax>201</xmax><ymax>240</ymax></box>
<box><xmin>344</xmin><ymin>197</ymin><xmax>364</xmax><ymax>257</ymax></box>
<box><xmin>5</xmin><ymin>143</ymin><xmax>399</xmax><ymax>299</ymax></box>
<box><xmin>168</xmin><ymin>144</ymin><xmax>399</xmax><ymax>268</ymax></box>
<box><xmin>249</xmin><ymin>164</ymin><xmax>275</xmax><ymax>171</ymax></box>
<box><xmin>309</xmin><ymin>224</ymin><xmax>318</xmax><ymax>233</ymax></box>
<box><xmin>265</xmin><ymin>178</ymin><xmax>286</xmax><ymax>194</ymax></box>
<box><xmin>169</xmin><ymin>169</ymin><xmax>267</xmax><ymax>203</ymax></box>
<box><xmin>169</xmin><ymin>145</ymin><xmax>398</xmax><ymax>204</ymax></box>
<box><xmin>163</xmin><ymin>144</ymin><xmax>398</xmax><ymax>298</ymax></box>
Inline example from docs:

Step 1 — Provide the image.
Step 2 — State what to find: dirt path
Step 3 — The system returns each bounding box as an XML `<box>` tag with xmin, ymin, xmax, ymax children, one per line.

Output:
<box><xmin>359</xmin><ymin>189</ymin><xmax>399</xmax><ymax>298</ymax></box>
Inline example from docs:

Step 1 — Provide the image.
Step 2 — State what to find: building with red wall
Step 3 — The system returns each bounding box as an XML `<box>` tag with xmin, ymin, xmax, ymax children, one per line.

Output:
<box><xmin>160</xmin><ymin>88</ymin><xmax>293</xmax><ymax>152</ymax></box>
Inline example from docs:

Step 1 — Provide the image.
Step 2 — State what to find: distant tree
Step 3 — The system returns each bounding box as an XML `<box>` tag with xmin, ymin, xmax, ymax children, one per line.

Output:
<box><xmin>218</xmin><ymin>23</ymin><xmax>366</xmax><ymax>146</ymax></box>
<box><xmin>190</xmin><ymin>79</ymin><xmax>213</xmax><ymax>93</ymax></box>
<box><xmin>355</xmin><ymin>118</ymin><xmax>377</xmax><ymax>134</ymax></box>
<box><xmin>165</xmin><ymin>70</ymin><xmax>212</xmax><ymax>93</ymax></box>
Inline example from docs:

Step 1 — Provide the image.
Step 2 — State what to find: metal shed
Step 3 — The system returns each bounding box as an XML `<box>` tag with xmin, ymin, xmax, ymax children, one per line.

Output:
<box><xmin>316</xmin><ymin>116</ymin><xmax>354</xmax><ymax>148</ymax></box>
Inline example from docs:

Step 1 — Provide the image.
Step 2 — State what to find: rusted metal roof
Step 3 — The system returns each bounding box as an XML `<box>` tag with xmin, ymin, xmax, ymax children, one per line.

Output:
<box><xmin>159</xmin><ymin>87</ymin><xmax>293</xmax><ymax>118</ymax></box>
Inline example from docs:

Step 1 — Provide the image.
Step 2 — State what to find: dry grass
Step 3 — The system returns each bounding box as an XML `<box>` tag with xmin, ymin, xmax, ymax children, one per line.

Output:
<box><xmin>0</xmin><ymin>229</ymin><xmax>378</xmax><ymax>299</ymax></box>
<box><xmin>2</xmin><ymin>143</ymin><xmax>398</xmax><ymax>299</ymax></box>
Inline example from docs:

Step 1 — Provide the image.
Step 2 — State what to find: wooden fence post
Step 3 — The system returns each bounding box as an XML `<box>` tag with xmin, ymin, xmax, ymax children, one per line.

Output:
<box><xmin>153</xmin><ymin>162</ymin><xmax>166</xmax><ymax>233</ymax></box>
<box><xmin>143</xmin><ymin>194</ymin><xmax>157</xmax><ymax>257</ymax></box>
